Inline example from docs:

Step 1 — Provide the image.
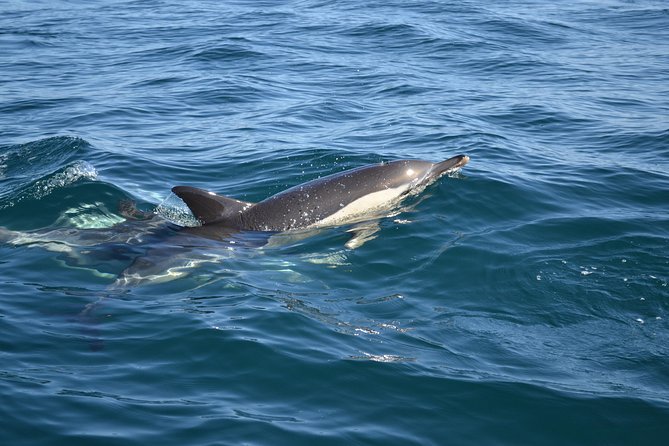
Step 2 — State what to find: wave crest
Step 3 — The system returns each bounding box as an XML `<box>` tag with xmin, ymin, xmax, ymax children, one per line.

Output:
<box><xmin>1</xmin><ymin>160</ymin><xmax>98</xmax><ymax>210</ymax></box>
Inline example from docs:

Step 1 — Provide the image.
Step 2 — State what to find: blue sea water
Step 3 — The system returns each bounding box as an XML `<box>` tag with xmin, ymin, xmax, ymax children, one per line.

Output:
<box><xmin>1</xmin><ymin>0</ymin><xmax>669</xmax><ymax>444</ymax></box>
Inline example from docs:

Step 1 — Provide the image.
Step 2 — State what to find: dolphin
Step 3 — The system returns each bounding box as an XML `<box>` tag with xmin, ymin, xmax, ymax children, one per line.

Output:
<box><xmin>172</xmin><ymin>154</ymin><xmax>469</xmax><ymax>234</ymax></box>
<box><xmin>0</xmin><ymin>154</ymin><xmax>469</xmax><ymax>286</ymax></box>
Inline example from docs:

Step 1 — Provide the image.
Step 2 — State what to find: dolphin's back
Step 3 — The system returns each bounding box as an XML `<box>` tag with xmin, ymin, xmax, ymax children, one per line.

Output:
<box><xmin>239</xmin><ymin>160</ymin><xmax>435</xmax><ymax>231</ymax></box>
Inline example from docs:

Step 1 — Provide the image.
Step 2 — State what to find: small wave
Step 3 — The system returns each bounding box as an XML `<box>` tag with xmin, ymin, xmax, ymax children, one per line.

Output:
<box><xmin>0</xmin><ymin>136</ymin><xmax>89</xmax><ymax>180</ymax></box>
<box><xmin>0</xmin><ymin>136</ymin><xmax>93</xmax><ymax>204</ymax></box>
<box><xmin>190</xmin><ymin>44</ymin><xmax>266</xmax><ymax>63</ymax></box>
<box><xmin>1</xmin><ymin>160</ymin><xmax>98</xmax><ymax>210</ymax></box>
<box><xmin>32</xmin><ymin>161</ymin><xmax>98</xmax><ymax>198</ymax></box>
<box><xmin>352</xmin><ymin>352</ymin><xmax>415</xmax><ymax>363</ymax></box>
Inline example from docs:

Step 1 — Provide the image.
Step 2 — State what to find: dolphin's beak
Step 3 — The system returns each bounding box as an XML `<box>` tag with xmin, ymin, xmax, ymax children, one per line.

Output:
<box><xmin>432</xmin><ymin>154</ymin><xmax>469</xmax><ymax>176</ymax></box>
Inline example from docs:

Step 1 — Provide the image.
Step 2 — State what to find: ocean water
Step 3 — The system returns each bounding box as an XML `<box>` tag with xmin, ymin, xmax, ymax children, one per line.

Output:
<box><xmin>1</xmin><ymin>0</ymin><xmax>668</xmax><ymax>444</ymax></box>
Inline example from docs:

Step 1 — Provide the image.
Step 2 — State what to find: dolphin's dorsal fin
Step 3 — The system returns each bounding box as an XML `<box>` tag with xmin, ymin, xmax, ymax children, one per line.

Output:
<box><xmin>171</xmin><ymin>186</ymin><xmax>254</xmax><ymax>225</ymax></box>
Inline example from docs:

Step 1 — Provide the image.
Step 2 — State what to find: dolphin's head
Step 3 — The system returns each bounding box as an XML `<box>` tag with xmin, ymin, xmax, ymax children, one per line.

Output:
<box><xmin>380</xmin><ymin>154</ymin><xmax>468</xmax><ymax>200</ymax></box>
<box><xmin>404</xmin><ymin>154</ymin><xmax>469</xmax><ymax>189</ymax></box>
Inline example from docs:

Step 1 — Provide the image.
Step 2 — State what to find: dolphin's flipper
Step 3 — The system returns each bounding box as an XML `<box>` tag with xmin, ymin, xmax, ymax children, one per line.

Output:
<box><xmin>118</xmin><ymin>199</ymin><xmax>155</xmax><ymax>221</ymax></box>
<box><xmin>345</xmin><ymin>221</ymin><xmax>381</xmax><ymax>249</ymax></box>
<box><xmin>264</xmin><ymin>228</ymin><xmax>325</xmax><ymax>248</ymax></box>
<box><xmin>172</xmin><ymin>186</ymin><xmax>254</xmax><ymax>225</ymax></box>
<box><xmin>0</xmin><ymin>227</ymin><xmax>21</xmax><ymax>244</ymax></box>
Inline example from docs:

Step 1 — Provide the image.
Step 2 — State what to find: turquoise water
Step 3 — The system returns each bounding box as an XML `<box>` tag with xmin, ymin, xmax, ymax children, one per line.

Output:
<box><xmin>2</xmin><ymin>0</ymin><xmax>668</xmax><ymax>444</ymax></box>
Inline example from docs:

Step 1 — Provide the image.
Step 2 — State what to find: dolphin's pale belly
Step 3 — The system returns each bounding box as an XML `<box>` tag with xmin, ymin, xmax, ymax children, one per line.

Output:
<box><xmin>308</xmin><ymin>184</ymin><xmax>410</xmax><ymax>228</ymax></box>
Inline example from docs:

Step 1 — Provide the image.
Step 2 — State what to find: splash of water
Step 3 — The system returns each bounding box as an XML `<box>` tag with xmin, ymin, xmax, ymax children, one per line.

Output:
<box><xmin>155</xmin><ymin>193</ymin><xmax>201</xmax><ymax>227</ymax></box>
<box><xmin>1</xmin><ymin>160</ymin><xmax>98</xmax><ymax>209</ymax></box>
<box><xmin>31</xmin><ymin>161</ymin><xmax>98</xmax><ymax>199</ymax></box>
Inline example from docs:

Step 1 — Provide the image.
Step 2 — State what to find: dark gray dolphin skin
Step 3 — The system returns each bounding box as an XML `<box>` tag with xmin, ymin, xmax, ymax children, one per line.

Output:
<box><xmin>172</xmin><ymin>154</ymin><xmax>469</xmax><ymax>232</ymax></box>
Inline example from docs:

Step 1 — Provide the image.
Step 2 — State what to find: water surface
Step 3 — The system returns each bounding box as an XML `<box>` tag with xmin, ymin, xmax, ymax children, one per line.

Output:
<box><xmin>1</xmin><ymin>0</ymin><xmax>668</xmax><ymax>444</ymax></box>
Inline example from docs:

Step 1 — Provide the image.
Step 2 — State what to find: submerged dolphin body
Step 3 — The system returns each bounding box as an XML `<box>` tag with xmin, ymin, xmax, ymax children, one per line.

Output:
<box><xmin>172</xmin><ymin>154</ymin><xmax>469</xmax><ymax>234</ymax></box>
